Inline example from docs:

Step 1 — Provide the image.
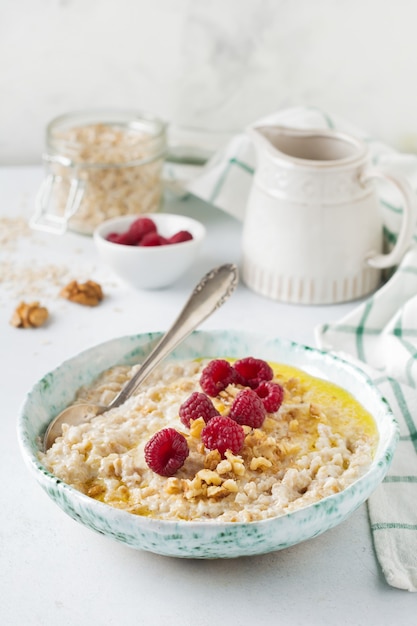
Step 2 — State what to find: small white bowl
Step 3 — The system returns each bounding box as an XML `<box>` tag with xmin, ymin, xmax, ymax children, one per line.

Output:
<box><xmin>93</xmin><ymin>213</ymin><xmax>206</xmax><ymax>289</ymax></box>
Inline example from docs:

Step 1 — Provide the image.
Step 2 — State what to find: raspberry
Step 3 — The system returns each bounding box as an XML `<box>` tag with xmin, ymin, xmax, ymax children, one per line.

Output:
<box><xmin>107</xmin><ymin>230</ymin><xmax>137</xmax><ymax>245</ymax></box>
<box><xmin>200</xmin><ymin>359</ymin><xmax>236</xmax><ymax>397</ymax></box>
<box><xmin>228</xmin><ymin>388</ymin><xmax>266</xmax><ymax>428</ymax></box>
<box><xmin>168</xmin><ymin>230</ymin><xmax>193</xmax><ymax>244</ymax></box>
<box><xmin>233</xmin><ymin>357</ymin><xmax>273</xmax><ymax>389</ymax></box>
<box><xmin>128</xmin><ymin>217</ymin><xmax>157</xmax><ymax>243</ymax></box>
<box><xmin>106</xmin><ymin>232</ymin><xmax>121</xmax><ymax>243</ymax></box>
<box><xmin>255</xmin><ymin>381</ymin><xmax>284</xmax><ymax>413</ymax></box>
<box><xmin>178</xmin><ymin>392</ymin><xmax>219</xmax><ymax>428</ymax></box>
<box><xmin>144</xmin><ymin>428</ymin><xmax>189</xmax><ymax>476</ymax></box>
<box><xmin>139</xmin><ymin>232</ymin><xmax>168</xmax><ymax>246</ymax></box>
<box><xmin>201</xmin><ymin>415</ymin><xmax>245</xmax><ymax>456</ymax></box>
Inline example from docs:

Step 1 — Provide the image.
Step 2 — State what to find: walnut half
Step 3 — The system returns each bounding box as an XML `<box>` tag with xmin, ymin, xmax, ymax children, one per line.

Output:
<box><xmin>10</xmin><ymin>301</ymin><xmax>49</xmax><ymax>328</ymax></box>
<box><xmin>60</xmin><ymin>280</ymin><xmax>103</xmax><ymax>306</ymax></box>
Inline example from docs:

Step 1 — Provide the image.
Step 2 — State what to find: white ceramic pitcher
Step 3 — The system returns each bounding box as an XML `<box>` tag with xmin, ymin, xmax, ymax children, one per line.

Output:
<box><xmin>241</xmin><ymin>126</ymin><xmax>417</xmax><ymax>304</ymax></box>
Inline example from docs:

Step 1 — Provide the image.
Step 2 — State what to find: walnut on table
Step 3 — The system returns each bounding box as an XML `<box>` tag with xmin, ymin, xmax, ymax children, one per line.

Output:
<box><xmin>60</xmin><ymin>280</ymin><xmax>103</xmax><ymax>306</ymax></box>
<box><xmin>10</xmin><ymin>301</ymin><xmax>49</xmax><ymax>328</ymax></box>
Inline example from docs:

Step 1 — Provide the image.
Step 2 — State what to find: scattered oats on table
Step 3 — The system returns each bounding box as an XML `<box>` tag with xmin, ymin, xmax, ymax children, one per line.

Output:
<box><xmin>0</xmin><ymin>216</ymin><xmax>32</xmax><ymax>250</ymax></box>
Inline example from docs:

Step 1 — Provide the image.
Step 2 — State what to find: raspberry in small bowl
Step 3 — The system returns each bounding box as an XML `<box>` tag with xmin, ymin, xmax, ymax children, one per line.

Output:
<box><xmin>93</xmin><ymin>213</ymin><xmax>206</xmax><ymax>289</ymax></box>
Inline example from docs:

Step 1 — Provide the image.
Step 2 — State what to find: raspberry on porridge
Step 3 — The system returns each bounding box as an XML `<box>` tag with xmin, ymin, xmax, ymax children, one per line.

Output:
<box><xmin>229</xmin><ymin>388</ymin><xmax>266</xmax><ymax>428</ymax></box>
<box><xmin>39</xmin><ymin>357</ymin><xmax>378</xmax><ymax>523</ymax></box>
<box><xmin>179</xmin><ymin>392</ymin><xmax>219</xmax><ymax>428</ymax></box>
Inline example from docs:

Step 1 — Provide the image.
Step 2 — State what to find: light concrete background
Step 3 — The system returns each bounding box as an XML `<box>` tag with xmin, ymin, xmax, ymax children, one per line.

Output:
<box><xmin>1</xmin><ymin>0</ymin><xmax>417</xmax><ymax>164</ymax></box>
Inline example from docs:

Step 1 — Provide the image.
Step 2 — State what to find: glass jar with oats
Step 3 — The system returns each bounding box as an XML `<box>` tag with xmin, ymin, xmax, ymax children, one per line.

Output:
<box><xmin>31</xmin><ymin>110</ymin><xmax>167</xmax><ymax>235</ymax></box>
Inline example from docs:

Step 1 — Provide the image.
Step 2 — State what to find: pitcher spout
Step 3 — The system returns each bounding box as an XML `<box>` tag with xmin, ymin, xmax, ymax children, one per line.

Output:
<box><xmin>249</xmin><ymin>124</ymin><xmax>366</xmax><ymax>165</ymax></box>
<box><xmin>248</xmin><ymin>125</ymin><xmax>280</xmax><ymax>153</ymax></box>
<box><xmin>248</xmin><ymin>125</ymin><xmax>308</xmax><ymax>161</ymax></box>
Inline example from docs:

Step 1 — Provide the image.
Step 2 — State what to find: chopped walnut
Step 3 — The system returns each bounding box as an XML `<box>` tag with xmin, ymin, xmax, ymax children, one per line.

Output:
<box><xmin>60</xmin><ymin>279</ymin><xmax>103</xmax><ymax>306</ymax></box>
<box><xmin>216</xmin><ymin>459</ymin><xmax>233</xmax><ymax>475</ymax></box>
<box><xmin>285</xmin><ymin>377</ymin><xmax>300</xmax><ymax>392</ymax></box>
<box><xmin>219</xmin><ymin>384</ymin><xmax>240</xmax><ymax>401</ymax></box>
<box><xmin>10</xmin><ymin>301</ymin><xmax>49</xmax><ymax>328</ymax></box>
<box><xmin>262</xmin><ymin>417</ymin><xmax>277</xmax><ymax>432</ymax></box>
<box><xmin>310</xmin><ymin>403</ymin><xmax>322</xmax><ymax>418</ymax></box>
<box><xmin>183</xmin><ymin>466</ymin><xmax>239</xmax><ymax>501</ymax></box>
<box><xmin>204</xmin><ymin>449</ymin><xmax>222</xmax><ymax>470</ymax></box>
<box><xmin>164</xmin><ymin>477</ymin><xmax>182</xmax><ymax>495</ymax></box>
<box><xmin>182</xmin><ymin>474</ymin><xmax>207</xmax><ymax>499</ymax></box>
<box><xmin>189</xmin><ymin>416</ymin><xmax>205</xmax><ymax>439</ymax></box>
<box><xmin>250</xmin><ymin>456</ymin><xmax>273</xmax><ymax>471</ymax></box>
<box><xmin>288</xmin><ymin>418</ymin><xmax>300</xmax><ymax>432</ymax></box>
<box><xmin>287</xmin><ymin>407</ymin><xmax>302</xmax><ymax>421</ymax></box>
<box><xmin>244</xmin><ymin>430</ymin><xmax>275</xmax><ymax>459</ymax></box>
<box><xmin>222</xmin><ymin>478</ymin><xmax>238</xmax><ymax>493</ymax></box>
<box><xmin>195</xmin><ymin>469</ymin><xmax>222</xmax><ymax>486</ymax></box>
<box><xmin>206</xmin><ymin>484</ymin><xmax>231</xmax><ymax>499</ymax></box>
<box><xmin>277</xmin><ymin>439</ymin><xmax>301</xmax><ymax>456</ymax></box>
<box><xmin>224</xmin><ymin>450</ymin><xmax>245</xmax><ymax>476</ymax></box>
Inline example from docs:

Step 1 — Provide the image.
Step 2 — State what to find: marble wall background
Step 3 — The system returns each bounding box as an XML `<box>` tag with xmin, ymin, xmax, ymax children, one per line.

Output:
<box><xmin>1</xmin><ymin>0</ymin><xmax>417</xmax><ymax>164</ymax></box>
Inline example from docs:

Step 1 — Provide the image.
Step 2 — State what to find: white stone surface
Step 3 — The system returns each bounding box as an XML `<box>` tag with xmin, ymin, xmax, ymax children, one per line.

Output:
<box><xmin>1</xmin><ymin>0</ymin><xmax>417</xmax><ymax>164</ymax></box>
<box><xmin>2</xmin><ymin>166</ymin><xmax>417</xmax><ymax>625</ymax></box>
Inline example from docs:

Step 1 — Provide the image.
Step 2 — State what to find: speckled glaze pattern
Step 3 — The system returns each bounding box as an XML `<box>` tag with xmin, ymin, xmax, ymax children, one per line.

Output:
<box><xmin>17</xmin><ymin>330</ymin><xmax>398</xmax><ymax>558</ymax></box>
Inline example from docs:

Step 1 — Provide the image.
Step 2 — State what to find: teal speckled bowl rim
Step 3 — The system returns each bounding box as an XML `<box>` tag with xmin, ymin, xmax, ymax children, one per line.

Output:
<box><xmin>17</xmin><ymin>330</ymin><xmax>399</xmax><ymax>558</ymax></box>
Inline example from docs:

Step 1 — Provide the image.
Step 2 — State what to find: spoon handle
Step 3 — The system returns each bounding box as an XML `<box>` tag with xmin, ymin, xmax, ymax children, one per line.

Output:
<box><xmin>107</xmin><ymin>263</ymin><xmax>238</xmax><ymax>410</ymax></box>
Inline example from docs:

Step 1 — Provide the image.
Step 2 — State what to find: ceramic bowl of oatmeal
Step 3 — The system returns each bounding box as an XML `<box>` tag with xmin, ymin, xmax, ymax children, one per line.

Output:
<box><xmin>18</xmin><ymin>330</ymin><xmax>398</xmax><ymax>558</ymax></box>
<box><xmin>93</xmin><ymin>213</ymin><xmax>206</xmax><ymax>289</ymax></box>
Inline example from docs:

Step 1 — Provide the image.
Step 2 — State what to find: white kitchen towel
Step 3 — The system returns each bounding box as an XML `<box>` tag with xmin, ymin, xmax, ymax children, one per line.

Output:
<box><xmin>316</xmin><ymin>249</ymin><xmax>417</xmax><ymax>593</ymax></box>
<box><xmin>188</xmin><ymin>106</ymin><xmax>417</xmax><ymax>592</ymax></box>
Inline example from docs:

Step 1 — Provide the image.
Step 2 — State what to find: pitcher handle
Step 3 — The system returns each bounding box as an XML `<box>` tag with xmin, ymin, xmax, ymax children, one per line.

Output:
<box><xmin>360</xmin><ymin>167</ymin><xmax>417</xmax><ymax>269</ymax></box>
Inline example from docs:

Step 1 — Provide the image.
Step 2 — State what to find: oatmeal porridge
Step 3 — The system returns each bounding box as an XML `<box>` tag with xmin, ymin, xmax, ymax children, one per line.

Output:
<box><xmin>40</xmin><ymin>357</ymin><xmax>378</xmax><ymax>523</ymax></box>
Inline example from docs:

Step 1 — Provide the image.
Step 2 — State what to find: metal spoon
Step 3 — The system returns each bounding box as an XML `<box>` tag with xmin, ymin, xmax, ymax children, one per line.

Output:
<box><xmin>42</xmin><ymin>263</ymin><xmax>239</xmax><ymax>451</ymax></box>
